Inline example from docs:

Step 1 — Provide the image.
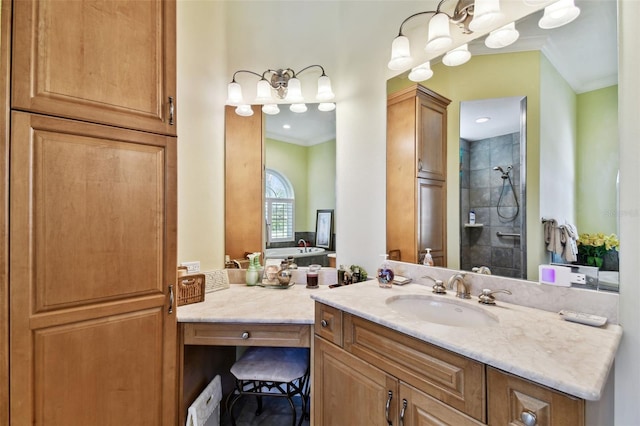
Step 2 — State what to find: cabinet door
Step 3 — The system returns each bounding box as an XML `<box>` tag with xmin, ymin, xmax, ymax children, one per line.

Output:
<box><xmin>314</xmin><ymin>336</ymin><xmax>399</xmax><ymax>426</ymax></box>
<box><xmin>12</xmin><ymin>0</ymin><xmax>176</xmax><ymax>135</ymax></box>
<box><xmin>399</xmin><ymin>382</ymin><xmax>485</xmax><ymax>426</ymax></box>
<box><xmin>487</xmin><ymin>367</ymin><xmax>585</xmax><ymax>426</ymax></box>
<box><xmin>10</xmin><ymin>112</ymin><xmax>177</xmax><ymax>425</ymax></box>
<box><xmin>418</xmin><ymin>178</ymin><xmax>447</xmax><ymax>266</ymax></box>
<box><xmin>417</xmin><ymin>92</ymin><xmax>447</xmax><ymax>180</ymax></box>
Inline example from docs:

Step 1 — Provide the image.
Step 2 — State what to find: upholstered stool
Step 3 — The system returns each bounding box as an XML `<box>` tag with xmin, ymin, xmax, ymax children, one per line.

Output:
<box><xmin>226</xmin><ymin>346</ymin><xmax>310</xmax><ymax>426</ymax></box>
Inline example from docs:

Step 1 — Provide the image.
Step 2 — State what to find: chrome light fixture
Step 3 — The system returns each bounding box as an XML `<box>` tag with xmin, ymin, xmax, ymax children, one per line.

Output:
<box><xmin>226</xmin><ymin>65</ymin><xmax>335</xmax><ymax>116</ymax></box>
<box><xmin>389</xmin><ymin>0</ymin><xmax>581</xmax><ymax>82</ymax></box>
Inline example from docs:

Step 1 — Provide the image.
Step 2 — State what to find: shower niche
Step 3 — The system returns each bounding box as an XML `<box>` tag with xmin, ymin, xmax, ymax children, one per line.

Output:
<box><xmin>459</xmin><ymin>97</ymin><xmax>527</xmax><ymax>279</ymax></box>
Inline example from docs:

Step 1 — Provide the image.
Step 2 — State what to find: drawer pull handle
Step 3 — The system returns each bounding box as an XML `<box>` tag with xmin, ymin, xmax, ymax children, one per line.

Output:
<box><xmin>521</xmin><ymin>410</ymin><xmax>537</xmax><ymax>426</ymax></box>
<box><xmin>399</xmin><ymin>398</ymin><xmax>407</xmax><ymax>426</ymax></box>
<box><xmin>321</xmin><ymin>319</ymin><xmax>329</xmax><ymax>328</ymax></box>
<box><xmin>385</xmin><ymin>390</ymin><xmax>392</xmax><ymax>426</ymax></box>
<box><xmin>168</xmin><ymin>96</ymin><xmax>175</xmax><ymax>125</ymax></box>
<box><xmin>168</xmin><ymin>285</ymin><xmax>174</xmax><ymax>314</ymax></box>
<box><xmin>241</xmin><ymin>332</ymin><xmax>250</xmax><ymax>340</ymax></box>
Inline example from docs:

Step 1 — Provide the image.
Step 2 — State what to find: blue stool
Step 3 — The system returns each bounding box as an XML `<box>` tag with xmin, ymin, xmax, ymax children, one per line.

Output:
<box><xmin>226</xmin><ymin>346</ymin><xmax>310</xmax><ymax>426</ymax></box>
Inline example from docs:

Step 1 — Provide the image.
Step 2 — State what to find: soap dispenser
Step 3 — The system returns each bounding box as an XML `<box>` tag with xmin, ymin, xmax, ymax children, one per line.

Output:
<box><xmin>377</xmin><ymin>254</ymin><xmax>394</xmax><ymax>288</ymax></box>
<box><xmin>245</xmin><ymin>252</ymin><xmax>260</xmax><ymax>286</ymax></box>
<box><xmin>423</xmin><ymin>248</ymin><xmax>434</xmax><ymax>266</ymax></box>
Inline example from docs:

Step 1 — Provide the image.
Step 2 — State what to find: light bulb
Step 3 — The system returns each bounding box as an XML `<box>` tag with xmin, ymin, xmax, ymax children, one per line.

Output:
<box><xmin>425</xmin><ymin>13</ymin><xmax>453</xmax><ymax>53</ymax></box>
<box><xmin>316</xmin><ymin>75</ymin><xmax>335</xmax><ymax>101</ymax></box>
<box><xmin>485</xmin><ymin>22</ymin><xmax>520</xmax><ymax>48</ymax></box>
<box><xmin>235</xmin><ymin>105</ymin><xmax>254</xmax><ymax>117</ymax></box>
<box><xmin>388</xmin><ymin>35</ymin><xmax>413</xmax><ymax>70</ymax></box>
<box><xmin>539</xmin><ymin>0</ymin><xmax>580</xmax><ymax>29</ymax></box>
<box><xmin>290</xmin><ymin>103</ymin><xmax>307</xmax><ymax>113</ymax></box>
<box><xmin>469</xmin><ymin>0</ymin><xmax>504</xmax><ymax>32</ymax></box>
<box><xmin>262</xmin><ymin>104</ymin><xmax>280</xmax><ymax>115</ymax></box>
<box><xmin>226</xmin><ymin>82</ymin><xmax>243</xmax><ymax>106</ymax></box>
<box><xmin>408</xmin><ymin>62</ymin><xmax>433</xmax><ymax>82</ymax></box>
<box><xmin>442</xmin><ymin>44</ymin><xmax>471</xmax><ymax>66</ymax></box>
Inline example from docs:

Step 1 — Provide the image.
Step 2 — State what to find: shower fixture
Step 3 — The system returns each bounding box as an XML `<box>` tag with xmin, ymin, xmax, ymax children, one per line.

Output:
<box><xmin>493</xmin><ymin>165</ymin><xmax>519</xmax><ymax>221</ymax></box>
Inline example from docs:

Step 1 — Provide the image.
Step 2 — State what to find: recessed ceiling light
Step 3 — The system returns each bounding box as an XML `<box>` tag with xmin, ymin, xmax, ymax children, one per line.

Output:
<box><xmin>283</xmin><ymin>124</ymin><xmax>291</xmax><ymax>129</ymax></box>
<box><xmin>475</xmin><ymin>117</ymin><xmax>491</xmax><ymax>124</ymax></box>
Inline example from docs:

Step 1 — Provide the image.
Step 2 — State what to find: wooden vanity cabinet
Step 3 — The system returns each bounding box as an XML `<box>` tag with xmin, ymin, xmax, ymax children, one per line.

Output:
<box><xmin>487</xmin><ymin>367</ymin><xmax>585</xmax><ymax>426</ymax></box>
<box><xmin>314</xmin><ymin>302</ymin><xmax>586</xmax><ymax>426</ymax></box>
<box><xmin>314</xmin><ymin>302</ymin><xmax>486</xmax><ymax>425</ymax></box>
<box><xmin>387</xmin><ymin>84</ymin><xmax>450</xmax><ymax>264</ymax></box>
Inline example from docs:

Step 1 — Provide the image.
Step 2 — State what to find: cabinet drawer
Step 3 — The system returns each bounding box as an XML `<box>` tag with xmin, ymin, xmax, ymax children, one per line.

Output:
<box><xmin>343</xmin><ymin>314</ymin><xmax>485</xmax><ymax>422</ymax></box>
<box><xmin>183</xmin><ymin>323</ymin><xmax>311</xmax><ymax>347</ymax></box>
<box><xmin>487</xmin><ymin>366</ymin><xmax>585</xmax><ymax>426</ymax></box>
<box><xmin>314</xmin><ymin>302</ymin><xmax>343</xmax><ymax>346</ymax></box>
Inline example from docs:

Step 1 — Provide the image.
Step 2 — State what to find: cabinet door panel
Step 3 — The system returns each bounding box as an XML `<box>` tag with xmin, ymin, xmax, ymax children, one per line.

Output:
<box><xmin>418</xmin><ymin>178</ymin><xmax>447</xmax><ymax>266</ymax></box>
<box><xmin>487</xmin><ymin>367</ymin><xmax>585</xmax><ymax>426</ymax></box>
<box><xmin>417</xmin><ymin>97</ymin><xmax>447</xmax><ymax>180</ymax></box>
<box><xmin>12</xmin><ymin>0</ymin><xmax>176</xmax><ymax>135</ymax></box>
<box><xmin>399</xmin><ymin>382</ymin><xmax>484</xmax><ymax>426</ymax></box>
<box><xmin>314</xmin><ymin>336</ymin><xmax>398</xmax><ymax>426</ymax></box>
<box><xmin>10</xmin><ymin>112</ymin><xmax>177</xmax><ymax>425</ymax></box>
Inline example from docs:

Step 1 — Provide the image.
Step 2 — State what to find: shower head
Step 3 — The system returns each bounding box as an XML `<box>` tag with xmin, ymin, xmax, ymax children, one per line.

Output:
<box><xmin>493</xmin><ymin>165</ymin><xmax>512</xmax><ymax>179</ymax></box>
<box><xmin>493</xmin><ymin>166</ymin><xmax>504</xmax><ymax>173</ymax></box>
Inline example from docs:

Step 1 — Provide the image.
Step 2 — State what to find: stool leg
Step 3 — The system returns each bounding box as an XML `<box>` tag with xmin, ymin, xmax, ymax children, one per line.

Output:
<box><xmin>255</xmin><ymin>394</ymin><xmax>263</xmax><ymax>416</ymax></box>
<box><xmin>227</xmin><ymin>392</ymin><xmax>242</xmax><ymax>426</ymax></box>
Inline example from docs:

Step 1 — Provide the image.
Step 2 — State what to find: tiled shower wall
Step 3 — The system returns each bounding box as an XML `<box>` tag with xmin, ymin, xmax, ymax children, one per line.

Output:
<box><xmin>460</xmin><ymin>132</ymin><xmax>526</xmax><ymax>278</ymax></box>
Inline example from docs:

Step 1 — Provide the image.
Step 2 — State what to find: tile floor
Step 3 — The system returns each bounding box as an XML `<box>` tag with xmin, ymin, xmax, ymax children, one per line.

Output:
<box><xmin>220</xmin><ymin>395</ymin><xmax>310</xmax><ymax>426</ymax></box>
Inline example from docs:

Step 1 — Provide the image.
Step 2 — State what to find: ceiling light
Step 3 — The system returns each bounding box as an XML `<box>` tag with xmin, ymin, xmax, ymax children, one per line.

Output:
<box><xmin>262</xmin><ymin>104</ymin><xmax>280</xmax><ymax>115</ymax></box>
<box><xmin>425</xmin><ymin>13</ymin><xmax>453</xmax><ymax>53</ymax></box>
<box><xmin>485</xmin><ymin>22</ymin><xmax>520</xmax><ymax>48</ymax></box>
<box><xmin>538</xmin><ymin>0</ymin><xmax>580</xmax><ymax>29</ymax></box>
<box><xmin>475</xmin><ymin>116</ymin><xmax>491</xmax><ymax>123</ymax></box>
<box><xmin>318</xmin><ymin>103</ymin><xmax>336</xmax><ymax>112</ymax></box>
<box><xmin>408</xmin><ymin>62</ymin><xmax>434</xmax><ymax>82</ymax></box>
<box><xmin>283</xmin><ymin>124</ymin><xmax>291</xmax><ymax>129</ymax></box>
<box><xmin>226</xmin><ymin>65</ymin><xmax>335</xmax><ymax>116</ymax></box>
<box><xmin>235</xmin><ymin>105</ymin><xmax>254</xmax><ymax>117</ymax></box>
<box><xmin>443</xmin><ymin>44</ymin><xmax>471</xmax><ymax>66</ymax></box>
<box><xmin>388</xmin><ymin>36</ymin><xmax>412</xmax><ymax>70</ymax></box>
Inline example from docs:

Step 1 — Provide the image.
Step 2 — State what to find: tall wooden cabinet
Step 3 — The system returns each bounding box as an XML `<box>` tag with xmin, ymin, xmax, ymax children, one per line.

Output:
<box><xmin>387</xmin><ymin>84</ymin><xmax>450</xmax><ymax>265</ymax></box>
<box><xmin>6</xmin><ymin>1</ymin><xmax>178</xmax><ymax>424</ymax></box>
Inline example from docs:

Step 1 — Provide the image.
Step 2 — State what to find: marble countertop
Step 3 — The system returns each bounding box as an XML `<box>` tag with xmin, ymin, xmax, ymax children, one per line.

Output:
<box><xmin>177</xmin><ymin>283</ymin><xmax>329</xmax><ymax>324</ymax></box>
<box><xmin>310</xmin><ymin>281</ymin><xmax>623</xmax><ymax>401</ymax></box>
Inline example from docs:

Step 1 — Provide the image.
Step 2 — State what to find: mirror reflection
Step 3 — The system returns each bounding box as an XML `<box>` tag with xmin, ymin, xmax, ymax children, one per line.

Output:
<box><xmin>387</xmin><ymin>0</ymin><xmax>619</xmax><ymax>290</ymax></box>
<box><xmin>263</xmin><ymin>106</ymin><xmax>336</xmax><ymax>267</ymax></box>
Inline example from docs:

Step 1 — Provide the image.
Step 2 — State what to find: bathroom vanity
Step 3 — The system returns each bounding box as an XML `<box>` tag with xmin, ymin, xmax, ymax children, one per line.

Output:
<box><xmin>312</xmin><ymin>281</ymin><xmax>621</xmax><ymax>426</ymax></box>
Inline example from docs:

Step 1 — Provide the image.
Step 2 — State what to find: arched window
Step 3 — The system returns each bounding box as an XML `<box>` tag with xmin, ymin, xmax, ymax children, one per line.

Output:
<box><xmin>265</xmin><ymin>169</ymin><xmax>295</xmax><ymax>243</ymax></box>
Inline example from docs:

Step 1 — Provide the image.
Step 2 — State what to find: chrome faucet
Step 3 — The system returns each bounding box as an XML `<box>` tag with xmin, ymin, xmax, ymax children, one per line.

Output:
<box><xmin>472</xmin><ymin>266</ymin><xmax>492</xmax><ymax>275</ymax></box>
<box><xmin>298</xmin><ymin>239</ymin><xmax>307</xmax><ymax>253</ymax></box>
<box><xmin>422</xmin><ymin>276</ymin><xmax>447</xmax><ymax>294</ymax></box>
<box><xmin>447</xmin><ymin>273</ymin><xmax>470</xmax><ymax>299</ymax></box>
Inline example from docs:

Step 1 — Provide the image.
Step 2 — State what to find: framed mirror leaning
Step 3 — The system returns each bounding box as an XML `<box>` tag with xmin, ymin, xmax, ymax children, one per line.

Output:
<box><xmin>387</xmin><ymin>0</ymin><xmax>619</xmax><ymax>290</ymax></box>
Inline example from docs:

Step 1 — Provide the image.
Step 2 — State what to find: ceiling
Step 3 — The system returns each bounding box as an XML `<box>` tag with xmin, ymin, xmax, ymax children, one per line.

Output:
<box><xmin>265</xmin><ymin>105</ymin><xmax>336</xmax><ymax>146</ymax></box>
<box><xmin>461</xmin><ymin>0</ymin><xmax>617</xmax><ymax>141</ymax></box>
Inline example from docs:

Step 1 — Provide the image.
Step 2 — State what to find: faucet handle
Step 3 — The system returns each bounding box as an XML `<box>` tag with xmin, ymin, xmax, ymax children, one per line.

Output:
<box><xmin>478</xmin><ymin>288</ymin><xmax>512</xmax><ymax>305</ymax></box>
<box><xmin>422</xmin><ymin>276</ymin><xmax>446</xmax><ymax>294</ymax></box>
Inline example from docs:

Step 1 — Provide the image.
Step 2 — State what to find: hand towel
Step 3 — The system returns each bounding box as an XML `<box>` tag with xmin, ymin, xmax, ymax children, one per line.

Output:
<box><xmin>186</xmin><ymin>375</ymin><xmax>222</xmax><ymax>426</ymax></box>
<box><xmin>543</xmin><ymin>219</ymin><xmax>563</xmax><ymax>255</ymax></box>
<box><xmin>561</xmin><ymin>223</ymin><xmax>579</xmax><ymax>262</ymax></box>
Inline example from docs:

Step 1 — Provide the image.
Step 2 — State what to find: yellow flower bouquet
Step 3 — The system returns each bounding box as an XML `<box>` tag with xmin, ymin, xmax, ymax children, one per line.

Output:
<box><xmin>577</xmin><ymin>233</ymin><xmax>620</xmax><ymax>268</ymax></box>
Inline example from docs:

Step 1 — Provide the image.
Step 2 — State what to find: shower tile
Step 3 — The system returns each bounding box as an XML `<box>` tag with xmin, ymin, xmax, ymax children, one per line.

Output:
<box><xmin>491</xmin><ymin>208</ymin><xmax>521</xmax><ymax>227</ymax></box>
<box><xmin>473</xmin><ymin>207</ymin><xmax>491</xmax><ymax>226</ymax></box>
<box><xmin>470</xmin><ymin>147</ymin><xmax>490</xmax><ymax>170</ymax></box>
<box><xmin>470</xmin><ymin>169</ymin><xmax>490</xmax><ymax>188</ymax></box>
<box><xmin>469</xmin><ymin>245</ymin><xmax>491</xmax><ymax>266</ymax></box>
<box><xmin>492</xmin><ymin>247</ymin><xmax>514</xmax><ymax>268</ymax></box>
<box><xmin>491</xmin><ymin>148</ymin><xmax>514</xmax><ymax>169</ymax></box>
<box><xmin>491</xmin><ymin>227</ymin><xmax>519</xmax><ymax>247</ymax></box>
<box><xmin>469</xmin><ymin>188</ymin><xmax>491</xmax><ymax>207</ymax></box>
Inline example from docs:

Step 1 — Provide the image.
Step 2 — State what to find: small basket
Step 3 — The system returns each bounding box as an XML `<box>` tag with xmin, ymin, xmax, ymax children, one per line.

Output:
<box><xmin>177</xmin><ymin>274</ymin><xmax>205</xmax><ymax>306</ymax></box>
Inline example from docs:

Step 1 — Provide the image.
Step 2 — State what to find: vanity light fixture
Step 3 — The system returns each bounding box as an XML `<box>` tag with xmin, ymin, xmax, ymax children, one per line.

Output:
<box><xmin>226</xmin><ymin>65</ymin><xmax>335</xmax><ymax>117</ymax></box>
<box><xmin>389</xmin><ymin>0</ymin><xmax>580</xmax><ymax>82</ymax></box>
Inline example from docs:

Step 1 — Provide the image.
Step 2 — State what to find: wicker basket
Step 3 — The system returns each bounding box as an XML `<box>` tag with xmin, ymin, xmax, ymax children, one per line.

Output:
<box><xmin>177</xmin><ymin>274</ymin><xmax>205</xmax><ymax>306</ymax></box>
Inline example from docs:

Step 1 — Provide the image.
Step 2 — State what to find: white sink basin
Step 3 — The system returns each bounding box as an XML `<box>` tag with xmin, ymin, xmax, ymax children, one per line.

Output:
<box><xmin>385</xmin><ymin>295</ymin><xmax>499</xmax><ymax>327</ymax></box>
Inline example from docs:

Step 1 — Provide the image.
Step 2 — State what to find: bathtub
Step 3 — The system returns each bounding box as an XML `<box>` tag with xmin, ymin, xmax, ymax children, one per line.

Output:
<box><xmin>265</xmin><ymin>246</ymin><xmax>326</xmax><ymax>259</ymax></box>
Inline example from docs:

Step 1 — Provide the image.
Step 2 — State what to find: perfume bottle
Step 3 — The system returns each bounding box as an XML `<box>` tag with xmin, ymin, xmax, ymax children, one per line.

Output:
<box><xmin>377</xmin><ymin>254</ymin><xmax>394</xmax><ymax>288</ymax></box>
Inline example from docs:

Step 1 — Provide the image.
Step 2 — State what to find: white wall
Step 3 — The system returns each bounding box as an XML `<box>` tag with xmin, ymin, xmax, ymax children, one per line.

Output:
<box><xmin>615</xmin><ymin>0</ymin><xmax>640</xmax><ymax>424</ymax></box>
<box><xmin>176</xmin><ymin>1</ymin><xmax>640</xmax><ymax>422</ymax></box>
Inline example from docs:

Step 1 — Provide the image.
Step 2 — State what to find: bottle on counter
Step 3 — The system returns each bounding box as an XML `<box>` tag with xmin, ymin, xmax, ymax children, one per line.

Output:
<box><xmin>338</xmin><ymin>265</ymin><xmax>346</xmax><ymax>286</ymax></box>
<box><xmin>423</xmin><ymin>248</ymin><xmax>434</xmax><ymax>267</ymax></box>
<box><xmin>245</xmin><ymin>252</ymin><xmax>260</xmax><ymax>286</ymax></box>
<box><xmin>377</xmin><ymin>254</ymin><xmax>394</xmax><ymax>288</ymax></box>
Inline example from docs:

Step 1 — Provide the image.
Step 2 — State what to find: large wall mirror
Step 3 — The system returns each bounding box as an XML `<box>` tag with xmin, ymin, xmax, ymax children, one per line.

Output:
<box><xmin>387</xmin><ymin>0</ymin><xmax>619</xmax><ymax>291</ymax></box>
<box><xmin>260</xmin><ymin>106</ymin><xmax>337</xmax><ymax>267</ymax></box>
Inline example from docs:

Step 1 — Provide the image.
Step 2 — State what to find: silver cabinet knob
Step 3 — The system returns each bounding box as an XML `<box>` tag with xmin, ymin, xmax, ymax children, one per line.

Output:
<box><xmin>241</xmin><ymin>331</ymin><xmax>250</xmax><ymax>340</ymax></box>
<box><xmin>521</xmin><ymin>410</ymin><xmax>537</xmax><ymax>426</ymax></box>
<box><xmin>321</xmin><ymin>319</ymin><xmax>329</xmax><ymax>328</ymax></box>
